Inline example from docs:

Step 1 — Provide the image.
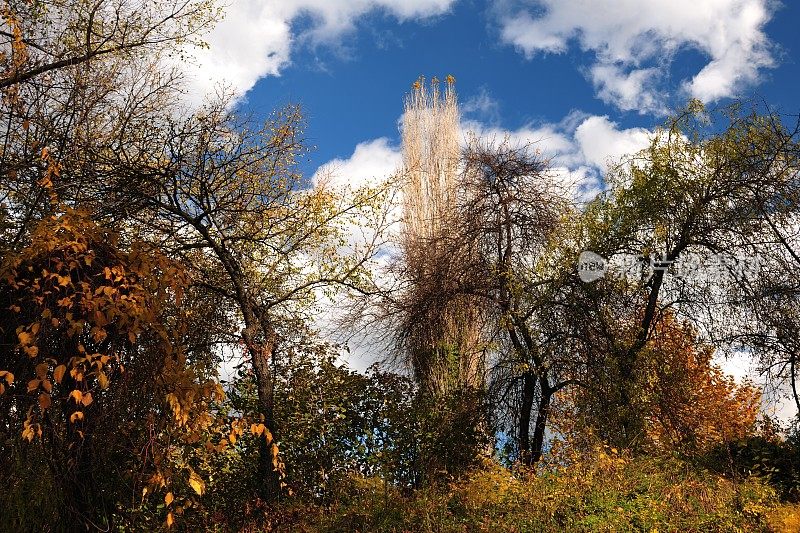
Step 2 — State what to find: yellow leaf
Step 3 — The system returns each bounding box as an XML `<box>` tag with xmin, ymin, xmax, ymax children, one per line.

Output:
<box><xmin>38</xmin><ymin>393</ymin><xmax>51</xmax><ymax>410</ymax></box>
<box><xmin>165</xmin><ymin>492</ymin><xmax>174</xmax><ymax>506</ymax></box>
<box><xmin>0</xmin><ymin>383</ymin><xmax>4</xmax><ymax>395</ymax></box>
<box><xmin>188</xmin><ymin>471</ymin><xmax>205</xmax><ymax>496</ymax></box>
<box><xmin>70</xmin><ymin>411</ymin><xmax>84</xmax><ymax>423</ymax></box>
<box><xmin>24</xmin><ymin>346</ymin><xmax>39</xmax><ymax>358</ymax></box>
<box><xmin>69</xmin><ymin>390</ymin><xmax>83</xmax><ymax>403</ymax></box>
<box><xmin>166</xmin><ymin>512</ymin><xmax>174</xmax><ymax>528</ymax></box>
<box><xmin>27</xmin><ymin>379</ymin><xmax>40</xmax><ymax>392</ymax></box>
<box><xmin>17</xmin><ymin>331</ymin><xmax>33</xmax><ymax>345</ymax></box>
<box><xmin>81</xmin><ymin>392</ymin><xmax>93</xmax><ymax>407</ymax></box>
<box><xmin>97</xmin><ymin>372</ymin><xmax>109</xmax><ymax>390</ymax></box>
<box><xmin>42</xmin><ymin>380</ymin><xmax>52</xmax><ymax>393</ymax></box>
<box><xmin>53</xmin><ymin>365</ymin><xmax>66</xmax><ymax>384</ymax></box>
<box><xmin>0</xmin><ymin>370</ymin><xmax>13</xmax><ymax>385</ymax></box>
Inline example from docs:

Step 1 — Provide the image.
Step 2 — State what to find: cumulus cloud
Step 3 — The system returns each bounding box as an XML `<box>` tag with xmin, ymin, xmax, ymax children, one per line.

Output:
<box><xmin>312</xmin><ymin>137</ymin><xmax>402</xmax><ymax>189</ymax></box>
<box><xmin>183</xmin><ymin>0</ymin><xmax>455</xmax><ymax>101</ymax></box>
<box><xmin>460</xmin><ymin>113</ymin><xmax>652</xmax><ymax>201</ymax></box>
<box><xmin>498</xmin><ymin>0</ymin><xmax>776</xmax><ymax>113</ymax></box>
<box><xmin>574</xmin><ymin>115</ymin><xmax>652</xmax><ymax>170</ymax></box>
<box><xmin>314</xmin><ymin>111</ymin><xmax>653</xmax><ymax>209</ymax></box>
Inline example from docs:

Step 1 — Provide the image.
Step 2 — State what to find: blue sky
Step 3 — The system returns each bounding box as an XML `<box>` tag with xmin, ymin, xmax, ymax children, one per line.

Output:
<box><xmin>185</xmin><ymin>0</ymin><xmax>800</xmax><ymax>191</ymax></box>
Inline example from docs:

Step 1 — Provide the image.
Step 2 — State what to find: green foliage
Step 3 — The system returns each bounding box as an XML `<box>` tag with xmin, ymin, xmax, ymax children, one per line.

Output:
<box><xmin>216</xmin><ymin>340</ymin><xmax>418</xmax><ymax>501</ymax></box>
<box><xmin>414</xmin><ymin>385</ymin><xmax>492</xmax><ymax>486</ymax></box>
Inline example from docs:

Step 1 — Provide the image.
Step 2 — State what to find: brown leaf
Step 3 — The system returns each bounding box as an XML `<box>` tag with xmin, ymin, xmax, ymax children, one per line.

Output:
<box><xmin>35</xmin><ymin>362</ymin><xmax>49</xmax><ymax>380</ymax></box>
<box><xmin>38</xmin><ymin>393</ymin><xmax>51</xmax><ymax>410</ymax></box>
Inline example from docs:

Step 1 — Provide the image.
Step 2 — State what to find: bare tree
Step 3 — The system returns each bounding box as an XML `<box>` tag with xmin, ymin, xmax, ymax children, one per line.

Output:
<box><xmin>456</xmin><ymin>137</ymin><xmax>578</xmax><ymax>464</ymax></box>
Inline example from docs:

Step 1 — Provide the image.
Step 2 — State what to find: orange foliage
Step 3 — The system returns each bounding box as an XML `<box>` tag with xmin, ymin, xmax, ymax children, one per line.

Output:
<box><xmin>0</xmin><ymin>206</ymin><xmax>231</xmax><ymax>527</ymax></box>
<box><xmin>639</xmin><ymin>314</ymin><xmax>761</xmax><ymax>453</ymax></box>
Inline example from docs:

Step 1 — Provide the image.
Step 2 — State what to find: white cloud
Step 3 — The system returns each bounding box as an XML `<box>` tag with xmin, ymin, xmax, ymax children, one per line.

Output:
<box><xmin>308</xmin><ymin>138</ymin><xmax>405</xmax><ymax>372</ymax></box>
<box><xmin>313</xmin><ymin>111</ymin><xmax>653</xmax><ymax>219</ymax></box>
<box><xmin>183</xmin><ymin>0</ymin><xmax>455</xmax><ymax>101</ymax></box>
<box><xmin>574</xmin><ymin>115</ymin><xmax>651</xmax><ymax>170</ymax></box>
<box><xmin>461</xmin><ymin>113</ymin><xmax>652</xmax><ymax>201</ymax></box>
<box><xmin>312</xmin><ymin>137</ymin><xmax>402</xmax><ymax>189</ymax></box>
<box><xmin>590</xmin><ymin>65</ymin><xmax>665</xmax><ymax>114</ymax></box>
<box><xmin>498</xmin><ymin>0</ymin><xmax>776</xmax><ymax>113</ymax></box>
<box><xmin>462</xmin><ymin>88</ymin><xmax>502</xmax><ymax>124</ymax></box>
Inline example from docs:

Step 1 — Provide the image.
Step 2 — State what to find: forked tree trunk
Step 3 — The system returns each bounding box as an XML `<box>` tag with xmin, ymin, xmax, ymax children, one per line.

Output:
<box><xmin>518</xmin><ymin>370</ymin><xmax>553</xmax><ymax>465</ymax></box>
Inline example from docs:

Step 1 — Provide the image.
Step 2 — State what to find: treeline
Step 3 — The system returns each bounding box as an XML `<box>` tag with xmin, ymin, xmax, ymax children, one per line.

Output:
<box><xmin>2</xmin><ymin>2</ymin><xmax>800</xmax><ymax>532</ymax></box>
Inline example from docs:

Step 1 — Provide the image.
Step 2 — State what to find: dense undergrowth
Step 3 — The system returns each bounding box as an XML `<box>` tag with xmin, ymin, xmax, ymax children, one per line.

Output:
<box><xmin>226</xmin><ymin>450</ymin><xmax>800</xmax><ymax>532</ymax></box>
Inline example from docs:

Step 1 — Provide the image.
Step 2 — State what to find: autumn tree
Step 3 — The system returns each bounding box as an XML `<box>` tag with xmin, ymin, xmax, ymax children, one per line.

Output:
<box><xmin>398</xmin><ymin>76</ymin><xmax>486</xmax><ymax>397</ymax></box>
<box><xmin>0</xmin><ymin>0</ymin><xmax>215</xmax><ymax>91</ymax></box>
<box><xmin>575</xmin><ymin>100</ymin><xmax>800</xmax><ymax>448</ymax></box>
<box><xmin>0</xmin><ymin>0</ymin><xmax>218</xmax><ymax>254</ymax></box>
<box><xmin>120</xmin><ymin>98</ymin><xmax>392</xmax><ymax>500</ymax></box>
<box><xmin>638</xmin><ymin>314</ymin><xmax>761</xmax><ymax>454</ymax></box>
<box><xmin>386</xmin><ymin>76</ymin><xmax>495</xmax><ymax>482</ymax></box>
<box><xmin>0</xmin><ymin>205</ymin><xmax>226</xmax><ymax>529</ymax></box>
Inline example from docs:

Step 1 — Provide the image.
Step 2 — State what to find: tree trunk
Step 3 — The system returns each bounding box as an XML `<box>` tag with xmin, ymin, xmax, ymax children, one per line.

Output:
<box><xmin>529</xmin><ymin>378</ymin><xmax>552</xmax><ymax>464</ymax></box>
<box><xmin>519</xmin><ymin>371</ymin><xmax>552</xmax><ymax>465</ymax></box>
<box><xmin>518</xmin><ymin>370</ymin><xmax>536</xmax><ymax>465</ymax></box>
<box><xmin>243</xmin><ymin>313</ymin><xmax>281</xmax><ymax>501</ymax></box>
